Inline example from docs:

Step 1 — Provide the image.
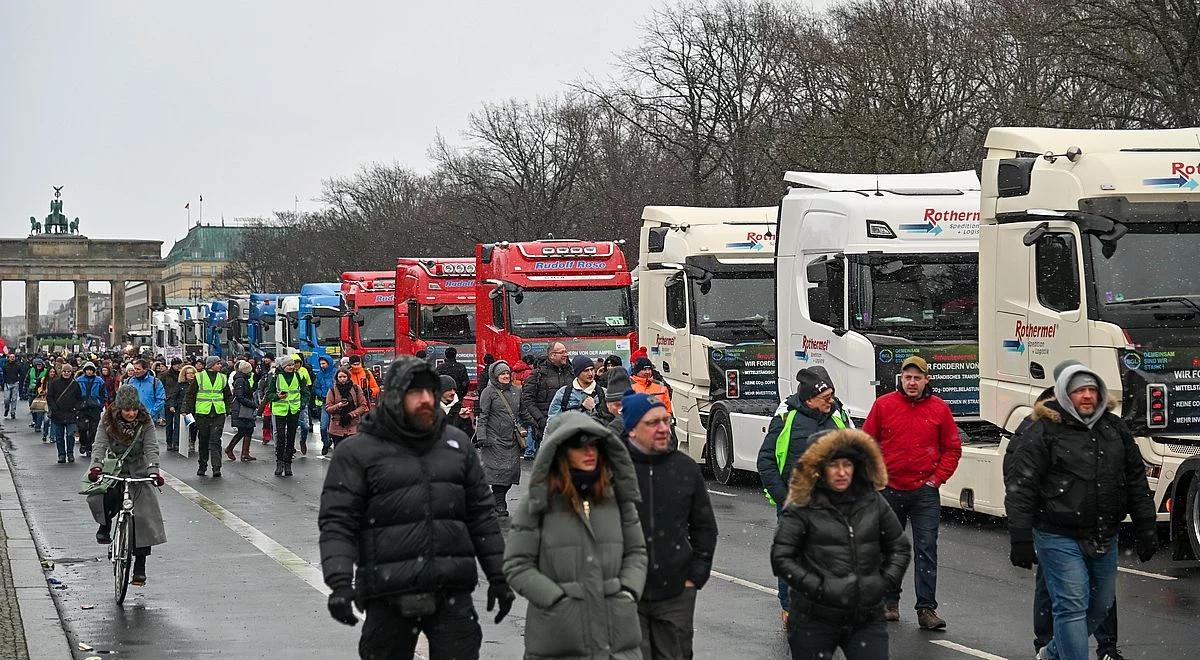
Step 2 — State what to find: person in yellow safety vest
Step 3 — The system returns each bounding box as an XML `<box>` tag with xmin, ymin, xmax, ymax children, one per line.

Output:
<box><xmin>288</xmin><ymin>354</ymin><xmax>316</xmax><ymax>456</ymax></box>
<box><xmin>183</xmin><ymin>356</ymin><xmax>234</xmax><ymax>478</ymax></box>
<box><xmin>755</xmin><ymin>366</ymin><xmax>853</xmax><ymax>623</ymax></box>
<box><xmin>264</xmin><ymin>358</ymin><xmax>310</xmax><ymax>477</ymax></box>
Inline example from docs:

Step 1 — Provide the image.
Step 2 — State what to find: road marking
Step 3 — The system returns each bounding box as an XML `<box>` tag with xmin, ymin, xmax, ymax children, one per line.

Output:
<box><xmin>929</xmin><ymin>640</ymin><xmax>1007</xmax><ymax>659</ymax></box>
<box><xmin>707</xmin><ymin>489</ymin><xmax>737</xmax><ymax>497</ymax></box>
<box><xmin>1118</xmin><ymin>566</ymin><xmax>1177</xmax><ymax>581</ymax></box>
<box><xmin>709</xmin><ymin>570</ymin><xmax>777</xmax><ymax>595</ymax></box>
<box><xmin>159</xmin><ymin>470</ymin><xmax>328</xmax><ymax>594</ymax></box>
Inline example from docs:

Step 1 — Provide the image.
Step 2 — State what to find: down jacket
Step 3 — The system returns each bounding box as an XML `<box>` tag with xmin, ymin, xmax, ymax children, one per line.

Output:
<box><xmin>503</xmin><ymin>412</ymin><xmax>647</xmax><ymax>660</ymax></box>
<box><xmin>519</xmin><ymin>358</ymin><xmax>573</xmax><ymax>433</ymax></box>
<box><xmin>1005</xmin><ymin>364</ymin><xmax>1156</xmax><ymax>544</ymax></box>
<box><xmin>770</xmin><ymin>429</ymin><xmax>911</xmax><ymax>625</ymax></box>
<box><xmin>317</xmin><ymin>358</ymin><xmax>505</xmax><ymax>605</ymax></box>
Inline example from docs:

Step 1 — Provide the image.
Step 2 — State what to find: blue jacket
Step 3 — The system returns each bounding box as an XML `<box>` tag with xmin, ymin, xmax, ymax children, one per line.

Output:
<box><xmin>313</xmin><ymin>364</ymin><xmax>337</xmax><ymax>403</ymax></box>
<box><xmin>548</xmin><ymin>381</ymin><xmax>606</xmax><ymax>420</ymax></box>
<box><xmin>74</xmin><ymin>374</ymin><xmax>107</xmax><ymax>410</ymax></box>
<box><xmin>129</xmin><ymin>373</ymin><xmax>166</xmax><ymax>419</ymax></box>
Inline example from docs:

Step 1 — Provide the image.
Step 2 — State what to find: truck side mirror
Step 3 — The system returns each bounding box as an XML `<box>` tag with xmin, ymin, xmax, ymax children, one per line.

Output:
<box><xmin>806</xmin><ymin>260</ymin><xmax>828</xmax><ymax>283</ymax></box>
<box><xmin>1022</xmin><ymin>222</ymin><xmax>1049</xmax><ymax>246</ymax></box>
<box><xmin>647</xmin><ymin>227</ymin><xmax>668</xmax><ymax>253</ymax></box>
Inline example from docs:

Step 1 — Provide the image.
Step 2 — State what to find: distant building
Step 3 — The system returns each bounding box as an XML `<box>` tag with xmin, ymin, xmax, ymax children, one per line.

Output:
<box><xmin>162</xmin><ymin>223</ymin><xmax>252</xmax><ymax>301</ymax></box>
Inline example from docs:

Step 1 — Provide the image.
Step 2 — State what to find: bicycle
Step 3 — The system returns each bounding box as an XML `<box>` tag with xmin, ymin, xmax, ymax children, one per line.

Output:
<box><xmin>98</xmin><ymin>474</ymin><xmax>159</xmax><ymax>605</ymax></box>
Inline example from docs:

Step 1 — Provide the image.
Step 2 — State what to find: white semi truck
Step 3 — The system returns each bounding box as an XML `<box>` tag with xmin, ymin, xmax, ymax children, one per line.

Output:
<box><xmin>947</xmin><ymin>127</ymin><xmax>1200</xmax><ymax>559</ymax></box>
<box><xmin>638</xmin><ymin>206</ymin><xmax>780</xmax><ymax>481</ymax></box>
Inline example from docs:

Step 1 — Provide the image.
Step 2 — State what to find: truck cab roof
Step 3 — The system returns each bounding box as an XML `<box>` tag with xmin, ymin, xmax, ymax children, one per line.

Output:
<box><xmin>641</xmin><ymin>206</ymin><xmax>777</xmax><ymax>268</ymax></box>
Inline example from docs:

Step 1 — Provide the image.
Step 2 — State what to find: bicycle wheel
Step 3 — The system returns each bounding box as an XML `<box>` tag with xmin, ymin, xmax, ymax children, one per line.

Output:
<box><xmin>113</xmin><ymin>513</ymin><xmax>133</xmax><ymax>605</ymax></box>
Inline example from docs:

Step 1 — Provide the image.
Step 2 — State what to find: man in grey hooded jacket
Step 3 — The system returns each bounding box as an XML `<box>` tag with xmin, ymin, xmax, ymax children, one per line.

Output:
<box><xmin>1006</xmin><ymin>360</ymin><xmax>1156</xmax><ymax>660</ymax></box>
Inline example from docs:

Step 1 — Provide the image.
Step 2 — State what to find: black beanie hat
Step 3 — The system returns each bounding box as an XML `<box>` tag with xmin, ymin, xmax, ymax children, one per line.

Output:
<box><xmin>571</xmin><ymin>355</ymin><xmax>595</xmax><ymax>378</ymax></box>
<box><xmin>795</xmin><ymin>367</ymin><xmax>833</xmax><ymax>402</ymax></box>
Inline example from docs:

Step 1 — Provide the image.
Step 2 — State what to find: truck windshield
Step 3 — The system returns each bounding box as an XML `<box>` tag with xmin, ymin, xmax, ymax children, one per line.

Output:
<box><xmin>357</xmin><ymin>307</ymin><xmax>395</xmax><ymax>348</ymax></box>
<box><xmin>316</xmin><ymin>314</ymin><xmax>342</xmax><ymax>346</ymax></box>
<box><xmin>851</xmin><ymin>254</ymin><xmax>977</xmax><ymax>334</ymax></box>
<box><xmin>420</xmin><ymin>304</ymin><xmax>476</xmax><ymax>343</ymax></box>
<box><xmin>1089</xmin><ymin>222</ymin><xmax>1200</xmax><ymax>324</ymax></box>
<box><xmin>509</xmin><ymin>287</ymin><xmax>634</xmax><ymax>338</ymax></box>
<box><xmin>692</xmin><ymin>273</ymin><xmax>773</xmax><ymax>341</ymax></box>
<box><xmin>182</xmin><ymin>324</ymin><xmax>197</xmax><ymax>344</ymax></box>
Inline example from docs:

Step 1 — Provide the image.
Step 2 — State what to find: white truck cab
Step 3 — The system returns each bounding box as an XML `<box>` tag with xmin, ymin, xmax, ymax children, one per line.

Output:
<box><xmin>970</xmin><ymin>127</ymin><xmax>1200</xmax><ymax>557</ymax></box>
<box><xmin>638</xmin><ymin>206</ymin><xmax>779</xmax><ymax>481</ymax></box>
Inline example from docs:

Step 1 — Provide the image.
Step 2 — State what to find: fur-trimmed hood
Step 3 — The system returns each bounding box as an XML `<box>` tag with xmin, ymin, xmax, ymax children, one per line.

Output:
<box><xmin>785</xmin><ymin>429</ymin><xmax>888</xmax><ymax>507</ymax></box>
<box><xmin>1032</xmin><ymin>395</ymin><xmax>1121</xmax><ymax>425</ymax></box>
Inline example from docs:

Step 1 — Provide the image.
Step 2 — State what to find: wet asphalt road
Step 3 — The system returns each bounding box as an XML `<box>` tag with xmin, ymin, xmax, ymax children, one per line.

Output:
<box><xmin>2</xmin><ymin>416</ymin><xmax>1198</xmax><ymax>660</ymax></box>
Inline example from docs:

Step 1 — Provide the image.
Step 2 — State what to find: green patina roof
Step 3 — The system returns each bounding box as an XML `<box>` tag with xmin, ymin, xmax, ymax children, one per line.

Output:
<box><xmin>164</xmin><ymin>225</ymin><xmax>251</xmax><ymax>264</ymax></box>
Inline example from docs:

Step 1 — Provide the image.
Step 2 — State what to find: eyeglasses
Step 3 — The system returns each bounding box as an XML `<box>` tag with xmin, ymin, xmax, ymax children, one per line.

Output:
<box><xmin>550</xmin><ymin>350</ymin><xmax>568</xmax><ymax>355</ymax></box>
<box><xmin>639</xmin><ymin>417</ymin><xmax>672</xmax><ymax>428</ymax></box>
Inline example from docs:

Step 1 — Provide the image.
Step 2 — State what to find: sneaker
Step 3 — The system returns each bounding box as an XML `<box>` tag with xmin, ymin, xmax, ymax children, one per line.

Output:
<box><xmin>1097</xmin><ymin>647</ymin><xmax>1126</xmax><ymax>660</ymax></box>
<box><xmin>885</xmin><ymin>603</ymin><xmax>900</xmax><ymax>622</ymax></box>
<box><xmin>67</xmin><ymin>455</ymin><xmax>74</xmax><ymax>463</ymax></box>
<box><xmin>321</xmin><ymin>446</ymin><xmax>329</xmax><ymax>457</ymax></box>
<box><xmin>917</xmin><ymin>608</ymin><xmax>947</xmax><ymax>630</ymax></box>
<box><xmin>197</xmin><ymin>466</ymin><xmax>207</xmax><ymax>476</ymax></box>
<box><xmin>56</xmin><ymin>456</ymin><xmax>65</xmax><ymax>464</ymax></box>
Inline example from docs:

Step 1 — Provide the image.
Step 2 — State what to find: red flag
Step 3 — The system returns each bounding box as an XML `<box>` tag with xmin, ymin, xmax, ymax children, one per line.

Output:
<box><xmin>185</xmin><ymin>202</ymin><xmax>190</xmax><ymax>210</ymax></box>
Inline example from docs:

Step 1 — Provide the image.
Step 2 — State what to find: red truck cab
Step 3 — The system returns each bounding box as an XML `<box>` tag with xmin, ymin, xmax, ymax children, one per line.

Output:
<box><xmin>394</xmin><ymin>257</ymin><xmax>478</xmax><ymax>385</ymax></box>
<box><xmin>475</xmin><ymin>240</ymin><xmax>636</xmax><ymax>375</ymax></box>
<box><xmin>340</xmin><ymin>271</ymin><xmax>396</xmax><ymax>378</ymax></box>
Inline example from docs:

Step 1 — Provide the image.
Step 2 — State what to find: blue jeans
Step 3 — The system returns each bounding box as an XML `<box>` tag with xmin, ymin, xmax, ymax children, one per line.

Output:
<box><xmin>4</xmin><ymin>386</ymin><xmax>18</xmax><ymax>416</ymax></box>
<box><xmin>32</xmin><ymin>410</ymin><xmax>46</xmax><ymax>433</ymax></box>
<box><xmin>319</xmin><ymin>408</ymin><xmax>331</xmax><ymax>450</ymax></box>
<box><xmin>776</xmin><ymin>504</ymin><xmax>788</xmax><ymax>611</ymax></box>
<box><xmin>522</xmin><ymin>425</ymin><xmax>537</xmax><ymax>459</ymax></box>
<box><xmin>51</xmin><ymin>421</ymin><xmax>76</xmax><ymax>458</ymax></box>
<box><xmin>1035</xmin><ymin>563</ymin><xmax>1118</xmax><ymax>653</ymax></box>
<box><xmin>882</xmin><ymin>485</ymin><xmax>941</xmax><ymax>610</ymax></box>
<box><xmin>1034</xmin><ymin>530</ymin><xmax>1118</xmax><ymax>660</ymax></box>
<box><xmin>299</xmin><ymin>407</ymin><xmax>310</xmax><ymax>443</ymax></box>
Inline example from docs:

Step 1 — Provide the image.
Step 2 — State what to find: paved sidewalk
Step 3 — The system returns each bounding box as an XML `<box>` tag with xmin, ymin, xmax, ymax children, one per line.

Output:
<box><xmin>0</xmin><ymin>434</ymin><xmax>74</xmax><ymax>660</ymax></box>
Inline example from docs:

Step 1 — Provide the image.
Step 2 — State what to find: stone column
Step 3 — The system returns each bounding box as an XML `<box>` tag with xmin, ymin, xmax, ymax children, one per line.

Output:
<box><xmin>25</xmin><ymin>281</ymin><xmax>39</xmax><ymax>345</ymax></box>
<box><xmin>148</xmin><ymin>280</ymin><xmax>164</xmax><ymax>309</ymax></box>
<box><xmin>110</xmin><ymin>281</ymin><xmax>126</xmax><ymax>348</ymax></box>
<box><xmin>74</xmin><ymin>280</ymin><xmax>90</xmax><ymax>335</ymax></box>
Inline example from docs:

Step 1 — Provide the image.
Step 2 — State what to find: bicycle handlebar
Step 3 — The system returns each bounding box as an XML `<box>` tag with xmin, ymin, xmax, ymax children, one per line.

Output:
<box><xmin>99</xmin><ymin>475</ymin><xmax>159</xmax><ymax>484</ymax></box>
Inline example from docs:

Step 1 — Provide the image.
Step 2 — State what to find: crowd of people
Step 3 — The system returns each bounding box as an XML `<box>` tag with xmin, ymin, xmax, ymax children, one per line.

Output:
<box><xmin>1</xmin><ymin>341</ymin><xmax>1157</xmax><ymax>659</ymax></box>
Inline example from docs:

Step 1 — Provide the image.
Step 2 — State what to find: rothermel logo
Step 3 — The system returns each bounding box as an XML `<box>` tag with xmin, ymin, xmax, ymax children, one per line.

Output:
<box><xmin>1143</xmin><ymin>162</ymin><xmax>1200</xmax><ymax>190</ymax></box>
<box><xmin>726</xmin><ymin>230</ymin><xmax>775</xmax><ymax>251</ymax></box>
<box><xmin>1004</xmin><ymin>320</ymin><xmax>1058</xmax><ymax>354</ymax></box>
<box><xmin>794</xmin><ymin>335</ymin><xmax>830</xmax><ymax>362</ymax></box>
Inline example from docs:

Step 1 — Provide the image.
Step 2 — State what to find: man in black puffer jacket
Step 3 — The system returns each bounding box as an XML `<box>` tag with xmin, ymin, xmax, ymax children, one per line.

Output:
<box><xmin>318</xmin><ymin>357</ymin><xmax>514</xmax><ymax>660</ymax></box>
<box><xmin>771</xmin><ymin>429</ymin><xmax>911</xmax><ymax>659</ymax></box>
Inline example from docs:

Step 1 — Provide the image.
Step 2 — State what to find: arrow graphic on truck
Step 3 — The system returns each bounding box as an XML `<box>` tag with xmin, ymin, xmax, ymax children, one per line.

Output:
<box><xmin>1002</xmin><ymin>339</ymin><xmax>1025</xmax><ymax>354</ymax></box>
<box><xmin>1143</xmin><ymin>175</ymin><xmax>1200</xmax><ymax>189</ymax></box>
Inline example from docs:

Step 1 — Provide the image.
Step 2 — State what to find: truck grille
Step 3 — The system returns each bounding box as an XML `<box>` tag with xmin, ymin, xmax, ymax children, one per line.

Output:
<box><xmin>1164</xmin><ymin>444</ymin><xmax>1200</xmax><ymax>456</ymax></box>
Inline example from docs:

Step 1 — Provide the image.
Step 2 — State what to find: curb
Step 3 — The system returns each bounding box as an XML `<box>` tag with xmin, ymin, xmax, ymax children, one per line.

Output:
<box><xmin>0</xmin><ymin>443</ymin><xmax>74</xmax><ymax>660</ymax></box>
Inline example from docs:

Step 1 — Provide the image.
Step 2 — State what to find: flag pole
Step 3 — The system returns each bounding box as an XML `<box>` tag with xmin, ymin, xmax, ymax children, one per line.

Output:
<box><xmin>199</xmin><ymin>194</ymin><xmax>204</xmax><ymax>226</ymax></box>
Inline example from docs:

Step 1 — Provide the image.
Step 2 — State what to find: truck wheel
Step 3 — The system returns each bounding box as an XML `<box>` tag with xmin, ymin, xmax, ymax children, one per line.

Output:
<box><xmin>707</xmin><ymin>408</ymin><xmax>735</xmax><ymax>485</ymax></box>
<box><xmin>1187</xmin><ymin>476</ymin><xmax>1200</xmax><ymax>560</ymax></box>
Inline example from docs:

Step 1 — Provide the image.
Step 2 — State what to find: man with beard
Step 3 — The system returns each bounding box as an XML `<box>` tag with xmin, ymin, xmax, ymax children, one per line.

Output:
<box><xmin>318</xmin><ymin>358</ymin><xmax>514</xmax><ymax>660</ymax></box>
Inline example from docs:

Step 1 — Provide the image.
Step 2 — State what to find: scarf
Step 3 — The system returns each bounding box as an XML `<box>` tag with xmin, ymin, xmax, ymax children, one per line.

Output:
<box><xmin>570</xmin><ymin>466</ymin><xmax>601</xmax><ymax>498</ymax></box>
<box><xmin>114</xmin><ymin>416</ymin><xmax>141</xmax><ymax>443</ymax></box>
<box><xmin>336</xmin><ymin>381</ymin><xmax>356</xmax><ymax>427</ymax></box>
<box><xmin>439</xmin><ymin>392</ymin><xmax>460</xmax><ymax>416</ymax></box>
<box><xmin>573</xmin><ymin>378</ymin><xmax>596</xmax><ymax>395</ymax></box>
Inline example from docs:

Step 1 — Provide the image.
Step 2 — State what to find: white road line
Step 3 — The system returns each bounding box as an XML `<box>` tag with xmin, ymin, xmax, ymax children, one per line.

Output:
<box><xmin>707</xmin><ymin>489</ymin><xmax>737</xmax><ymax>498</ymax></box>
<box><xmin>929</xmin><ymin>639</ymin><xmax>1007</xmax><ymax>659</ymax></box>
<box><xmin>1118</xmin><ymin>566</ymin><xmax>1177</xmax><ymax>581</ymax></box>
<box><xmin>709</xmin><ymin>570</ymin><xmax>777</xmax><ymax>595</ymax></box>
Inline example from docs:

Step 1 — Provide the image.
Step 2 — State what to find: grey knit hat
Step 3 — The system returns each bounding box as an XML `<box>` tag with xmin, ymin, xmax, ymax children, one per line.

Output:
<box><xmin>113</xmin><ymin>384</ymin><xmax>143</xmax><ymax>411</ymax></box>
<box><xmin>205</xmin><ymin>355</ymin><xmax>221</xmax><ymax>369</ymax></box>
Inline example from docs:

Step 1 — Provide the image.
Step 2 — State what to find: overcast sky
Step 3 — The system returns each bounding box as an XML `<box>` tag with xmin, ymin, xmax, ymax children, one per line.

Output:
<box><xmin>0</xmin><ymin>0</ymin><xmax>830</xmax><ymax>315</ymax></box>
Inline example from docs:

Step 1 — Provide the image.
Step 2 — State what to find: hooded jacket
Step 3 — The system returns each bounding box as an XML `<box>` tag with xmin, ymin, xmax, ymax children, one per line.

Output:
<box><xmin>317</xmin><ymin>358</ymin><xmax>505</xmax><ymax>605</ymax></box>
<box><xmin>629</xmin><ymin>374</ymin><xmax>673</xmax><ymax>416</ymax></box>
<box><xmin>1005</xmin><ymin>365</ymin><xmax>1156</xmax><ymax>543</ymax></box>
<box><xmin>770</xmin><ymin>429</ymin><xmax>911</xmax><ymax>625</ymax></box>
<box><xmin>503</xmin><ymin>412</ymin><xmax>647</xmax><ymax>659</ymax></box>
<box><xmin>313</xmin><ymin>362</ymin><xmax>337</xmax><ymax>405</ymax></box>
<box><xmin>757</xmin><ymin>394</ymin><xmax>849</xmax><ymax>506</ymax></box>
<box><xmin>128</xmin><ymin>372</ymin><xmax>166</xmax><ymax>420</ymax></box>
<box><xmin>475</xmin><ymin>361</ymin><xmax>523</xmax><ymax>486</ymax></box>
<box><xmin>626</xmin><ymin>437</ymin><xmax>717</xmax><ymax>602</ymax></box>
<box><xmin>519</xmin><ymin>357</ymin><xmax>573</xmax><ymax>432</ymax></box>
<box><xmin>862</xmin><ymin>387</ymin><xmax>961</xmax><ymax>490</ymax></box>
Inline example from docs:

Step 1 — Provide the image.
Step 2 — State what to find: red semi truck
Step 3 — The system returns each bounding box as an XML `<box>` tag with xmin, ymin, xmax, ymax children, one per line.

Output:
<box><xmin>394</xmin><ymin>257</ymin><xmax>478</xmax><ymax>386</ymax></box>
<box><xmin>340</xmin><ymin>271</ymin><xmax>396</xmax><ymax>378</ymax></box>
<box><xmin>475</xmin><ymin>240</ymin><xmax>636</xmax><ymax>374</ymax></box>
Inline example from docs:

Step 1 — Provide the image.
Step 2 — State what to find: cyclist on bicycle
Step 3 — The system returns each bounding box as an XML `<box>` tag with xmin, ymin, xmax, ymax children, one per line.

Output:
<box><xmin>85</xmin><ymin>385</ymin><xmax>167</xmax><ymax>586</ymax></box>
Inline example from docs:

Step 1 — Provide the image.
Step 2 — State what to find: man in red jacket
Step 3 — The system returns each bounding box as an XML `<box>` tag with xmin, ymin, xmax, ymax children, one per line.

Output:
<box><xmin>862</xmin><ymin>355</ymin><xmax>961</xmax><ymax>631</ymax></box>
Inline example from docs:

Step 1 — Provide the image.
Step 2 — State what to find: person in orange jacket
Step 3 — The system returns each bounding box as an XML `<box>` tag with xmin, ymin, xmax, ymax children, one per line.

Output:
<box><xmin>630</xmin><ymin>357</ymin><xmax>673</xmax><ymax>416</ymax></box>
<box><xmin>347</xmin><ymin>356</ymin><xmax>381</xmax><ymax>408</ymax></box>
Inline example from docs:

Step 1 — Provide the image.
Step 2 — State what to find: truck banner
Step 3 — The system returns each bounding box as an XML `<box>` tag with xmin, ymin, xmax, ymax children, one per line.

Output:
<box><xmin>519</xmin><ymin>338</ymin><xmax>632</xmax><ymax>366</ymax></box>
<box><xmin>874</xmin><ymin>342</ymin><xmax>980</xmax><ymax>418</ymax></box>
<box><xmin>1119</xmin><ymin>347</ymin><xmax>1200</xmax><ymax>433</ymax></box>
<box><xmin>707</xmin><ymin>342</ymin><xmax>777</xmax><ymax>400</ymax></box>
<box><xmin>427</xmin><ymin>343</ymin><xmax>479</xmax><ymax>383</ymax></box>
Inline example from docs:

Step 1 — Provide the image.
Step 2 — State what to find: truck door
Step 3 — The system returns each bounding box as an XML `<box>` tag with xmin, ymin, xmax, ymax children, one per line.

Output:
<box><xmin>799</xmin><ymin>253</ymin><xmax>853</xmax><ymax>410</ymax></box>
<box><xmin>1025</xmin><ymin>225</ymin><xmax>1088</xmax><ymax>394</ymax></box>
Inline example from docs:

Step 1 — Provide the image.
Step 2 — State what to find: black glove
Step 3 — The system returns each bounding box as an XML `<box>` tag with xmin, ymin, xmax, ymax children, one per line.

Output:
<box><xmin>1136</xmin><ymin>532</ymin><xmax>1158</xmax><ymax>563</ymax></box>
<box><xmin>1010</xmin><ymin>541</ymin><xmax>1036</xmax><ymax>569</ymax></box>
<box><xmin>486</xmin><ymin>582</ymin><xmax>515</xmax><ymax>624</ymax></box>
<box><xmin>327</xmin><ymin>586</ymin><xmax>358</xmax><ymax>626</ymax></box>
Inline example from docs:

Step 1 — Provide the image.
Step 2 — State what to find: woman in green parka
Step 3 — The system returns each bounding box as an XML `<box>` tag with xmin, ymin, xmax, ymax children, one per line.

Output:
<box><xmin>503</xmin><ymin>411</ymin><xmax>647</xmax><ymax>660</ymax></box>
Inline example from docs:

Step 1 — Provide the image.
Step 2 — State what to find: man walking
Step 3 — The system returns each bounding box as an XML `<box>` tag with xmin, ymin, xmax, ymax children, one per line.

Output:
<box><xmin>265</xmin><ymin>357</ymin><xmax>310</xmax><ymax>477</ymax></box>
<box><xmin>73</xmin><ymin>362</ymin><xmax>106</xmax><ymax>457</ymax></box>
<box><xmin>518</xmin><ymin>342</ymin><xmax>572</xmax><ymax>458</ymax></box>
<box><xmin>3</xmin><ymin>355</ymin><xmax>21</xmax><ymax>419</ymax></box>
<box><xmin>185</xmin><ymin>356</ymin><xmax>233</xmax><ymax>478</ymax></box>
<box><xmin>436</xmin><ymin>347</ymin><xmax>470</xmax><ymax>400</ymax></box>
<box><xmin>862</xmin><ymin>355</ymin><xmax>961</xmax><ymax>629</ymax></box>
<box><xmin>318</xmin><ymin>358</ymin><xmax>514</xmax><ymax>660</ymax></box>
<box><xmin>1007</xmin><ymin>362</ymin><xmax>1155</xmax><ymax>660</ymax></box>
<box><xmin>128</xmin><ymin>359</ymin><xmax>167</xmax><ymax>424</ymax></box>
<box><xmin>548</xmin><ymin>355</ymin><xmax>605</xmax><ymax>420</ymax></box>
<box><xmin>623</xmin><ymin>391</ymin><xmax>717</xmax><ymax>659</ymax></box>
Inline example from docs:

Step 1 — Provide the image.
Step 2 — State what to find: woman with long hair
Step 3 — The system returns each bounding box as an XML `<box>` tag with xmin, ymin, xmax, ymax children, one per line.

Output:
<box><xmin>474</xmin><ymin>360</ymin><xmax>523</xmax><ymax>516</ymax></box>
<box><xmin>35</xmin><ymin>366</ymin><xmax>56</xmax><ymax>443</ymax></box>
<box><xmin>166</xmin><ymin>365</ymin><xmax>196</xmax><ymax>452</ymax></box>
<box><xmin>84</xmin><ymin>385</ymin><xmax>167</xmax><ymax>586</ymax></box>
<box><xmin>323</xmin><ymin>368</ymin><xmax>367</xmax><ymax>450</ymax></box>
<box><xmin>503</xmin><ymin>411</ymin><xmax>646</xmax><ymax>659</ymax></box>
<box><xmin>226</xmin><ymin>360</ymin><xmax>258</xmax><ymax>461</ymax></box>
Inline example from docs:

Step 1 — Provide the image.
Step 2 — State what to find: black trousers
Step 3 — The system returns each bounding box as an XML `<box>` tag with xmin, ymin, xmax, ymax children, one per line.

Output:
<box><xmin>787</xmin><ymin>615</ymin><xmax>888</xmax><ymax>660</ymax></box>
<box><xmin>359</xmin><ymin>592</ymin><xmax>481</xmax><ymax>660</ymax></box>
<box><xmin>273</xmin><ymin>413</ymin><xmax>299</xmax><ymax>462</ymax></box>
<box><xmin>76</xmin><ymin>409</ymin><xmax>100</xmax><ymax>453</ymax></box>
<box><xmin>638</xmin><ymin>587</ymin><xmax>697</xmax><ymax>660</ymax></box>
<box><xmin>490</xmin><ymin>484</ymin><xmax>511</xmax><ymax>513</ymax></box>
<box><xmin>195</xmin><ymin>414</ymin><xmax>226</xmax><ymax>469</ymax></box>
